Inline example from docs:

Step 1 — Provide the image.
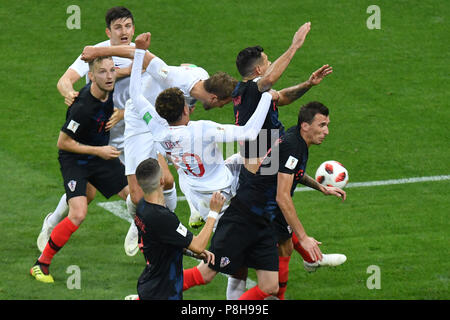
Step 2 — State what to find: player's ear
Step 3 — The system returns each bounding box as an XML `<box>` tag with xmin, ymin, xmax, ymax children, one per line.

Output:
<box><xmin>105</xmin><ymin>27</ymin><xmax>112</xmax><ymax>39</ymax></box>
<box><xmin>88</xmin><ymin>71</ymin><xmax>94</xmax><ymax>83</ymax></box>
<box><xmin>301</xmin><ymin>121</ymin><xmax>310</xmax><ymax>132</ymax></box>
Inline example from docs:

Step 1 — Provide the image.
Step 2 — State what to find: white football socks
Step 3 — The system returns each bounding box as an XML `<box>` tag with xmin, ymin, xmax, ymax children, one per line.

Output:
<box><xmin>47</xmin><ymin>193</ymin><xmax>69</xmax><ymax>228</ymax></box>
<box><xmin>226</xmin><ymin>277</ymin><xmax>246</xmax><ymax>300</ymax></box>
<box><xmin>126</xmin><ymin>194</ymin><xmax>137</xmax><ymax>220</ymax></box>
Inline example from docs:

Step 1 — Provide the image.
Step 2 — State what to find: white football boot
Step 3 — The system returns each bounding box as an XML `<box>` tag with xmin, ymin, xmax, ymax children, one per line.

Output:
<box><xmin>124</xmin><ymin>294</ymin><xmax>139</xmax><ymax>300</ymax></box>
<box><xmin>37</xmin><ymin>213</ymin><xmax>54</xmax><ymax>252</ymax></box>
<box><xmin>303</xmin><ymin>253</ymin><xmax>347</xmax><ymax>272</ymax></box>
<box><xmin>124</xmin><ymin>222</ymin><xmax>139</xmax><ymax>256</ymax></box>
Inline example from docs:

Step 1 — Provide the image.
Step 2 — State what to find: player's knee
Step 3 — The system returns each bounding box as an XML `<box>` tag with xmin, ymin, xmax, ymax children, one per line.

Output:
<box><xmin>162</xmin><ymin>171</ymin><xmax>174</xmax><ymax>190</ymax></box>
<box><xmin>128</xmin><ymin>181</ymin><xmax>144</xmax><ymax>204</ymax></box>
<box><xmin>278</xmin><ymin>238</ymin><xmax>294</xmax><ymax>257</ymax></box>
<box><xmin>197</xmin><ymin>262</ymin><xmax>216</xmax><ymax>284</ymax></box>
<box><xmin>260</xmin><ymin>282</ymin><xmax>279</xmax><ymax>296</ymax></box>
<box><xmin>67</xmin><ymin>203</ymin><xmax>87</xmax><ymax>226</ymax></box>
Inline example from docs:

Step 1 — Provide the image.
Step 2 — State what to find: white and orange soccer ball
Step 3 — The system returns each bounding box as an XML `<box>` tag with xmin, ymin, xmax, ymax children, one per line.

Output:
<box><xmin>315</xmin><ymin>160</ymin><xmax>349</xmax><ymax>189</ymax></box>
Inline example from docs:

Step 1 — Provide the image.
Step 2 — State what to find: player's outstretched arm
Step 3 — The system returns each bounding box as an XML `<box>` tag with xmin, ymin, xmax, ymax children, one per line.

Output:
<box><xmin>299</xmin><ymin>173</ymin><xmax>346</xmax><ymax>201</ymax></box>
<box><xmin>129</xmin><ymin>33</ymin><xmax>167</xmax><ymax>129</ymax></box>
<box><xmin>187</xmin><ymin>192</ymin><xmax>225</xmax><ymax>254</ymax></box>
<box><xmin>257</xmin><ymin>22</ymin><xmax>311</xmax><ymax>92</ymax></box>
<box><xmin>276</xmin><ymin>172</ymin><xmax>323</xmax><ymax>262</ymax></box>
<box><xmin>210</xmin><ymin>90</ymin><xmax>278</xmax><ymax>143</ymax></box>
<box><xmin>81</xmin><ymin>43</ymin><xmax>155</xmax><ymax>70</ymax></box>
<box><xmin>277</xmin><ymin>65</ymin><xmax>333</xmax><ymax>106</ymax></box>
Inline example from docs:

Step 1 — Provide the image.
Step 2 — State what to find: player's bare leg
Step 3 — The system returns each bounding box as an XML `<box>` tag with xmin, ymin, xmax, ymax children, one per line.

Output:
<box><xmin>37</xmin><ymin>183</ymin><xmax>97</xmax><ymax>252</ymax></box>
<box><xmin>239</xmin><ymin>270</ymin><xmax>279</xmax><ymax>300</ymax></box>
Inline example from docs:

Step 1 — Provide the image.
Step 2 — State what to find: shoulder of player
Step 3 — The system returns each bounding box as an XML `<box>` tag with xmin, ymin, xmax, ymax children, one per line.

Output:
<box><xmin>279</xmin><ymin>127</ymin><xmax>304</xmax><ymax>154</ymax></box>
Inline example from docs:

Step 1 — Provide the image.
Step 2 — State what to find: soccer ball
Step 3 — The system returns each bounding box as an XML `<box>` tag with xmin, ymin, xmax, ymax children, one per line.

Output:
<box><xmin>315</xmin><ymin>160</ymin><xmax>349</xmax><ymax>188</ymax></box>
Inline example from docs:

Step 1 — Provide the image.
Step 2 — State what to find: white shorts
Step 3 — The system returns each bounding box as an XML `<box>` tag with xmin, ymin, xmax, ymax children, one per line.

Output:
<box><xmin>124</xmin><ymin>132</ymin><xmax>165</xmax><ymax>176</ymax></box>
<box><xmin>179</xmin><ymin>162</ymin><xmax>241</xmax><ymax>221</ymax></box>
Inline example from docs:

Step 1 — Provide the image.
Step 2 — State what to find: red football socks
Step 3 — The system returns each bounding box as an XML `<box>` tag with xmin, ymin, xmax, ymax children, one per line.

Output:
<box><xmin>292</xmin><ymin>232</ymin><xmax>314</xmax><ymax>263</ymax></box>
<box><xmin>239</xmin><ymin>285</ymin><xmax>271</xmax><ymax>300</ymax></box>
<box><xmin>277</xmin><ymin>256</ymin><xmax>291</xmax><ymax>300</ymax></box>
<box><xmin>38</xmin><ymin>217</ymin><xmax>79</xmax><ymax>265</ymax></box>
<box><xmin>183</xmin><ymin>266</ymin><xmax>205</xmax><ymax>291</ymax></box>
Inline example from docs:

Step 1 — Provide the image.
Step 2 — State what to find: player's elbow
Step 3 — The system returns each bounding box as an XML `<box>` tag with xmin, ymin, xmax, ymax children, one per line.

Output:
<box><xmin>276</xmin><ymin>193</ymin><xmax>289</xmax><ymax>208</ymax></box>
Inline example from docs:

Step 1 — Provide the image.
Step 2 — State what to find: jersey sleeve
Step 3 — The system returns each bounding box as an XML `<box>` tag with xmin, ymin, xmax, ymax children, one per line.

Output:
<box><xmin>68</xmin><ymin>55</ymin><xmax>89</xmax><ymax>79</ymax></box>
<box><xmin>145</xmin><ymin>57</ymin><xmax>208</xmax><ymax>96</ymax></box>
<box><xmin>130</xmin><ymin>49</ymin><xmax>168</xmax><ymax>131</ymax></box>
<box><xmin>277</xmin><ymin>138</ymin><xmax>299</xmax><ymax>175</ymax></box>
<box><xmin>60</xmin><ymin>104</ymin><xmax>89</xmax><ymax>141</ymax></box>
<box><xmin>153</xmin><ymin>210</ymin><xmax>194</xmax><ymax>249</ymax></box>
<box><xmin>201</xmin><ymin>92</ymin><xmax>273</xmax><ymax>143</ymax></box>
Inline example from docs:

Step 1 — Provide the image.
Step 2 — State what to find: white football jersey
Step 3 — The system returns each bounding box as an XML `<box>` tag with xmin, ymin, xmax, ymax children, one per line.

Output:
<box><xmin>68</xmin><ymin>40</ymin><xmax>137</xmax><ymax>151</ymax></box>
<box><xmin>129</xmin><ymin>49</ymin><xmax>273</xmax><ymax>193</ymax></box>
<box><xmin>124</xmin><ymin>56</ymin><xmax>209</xmax><ymax>140</ymax></box>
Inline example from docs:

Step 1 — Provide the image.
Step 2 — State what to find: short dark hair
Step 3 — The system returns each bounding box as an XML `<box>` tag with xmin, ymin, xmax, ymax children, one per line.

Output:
<box><xmin>155</xmin><ymin>88</ymin><xmax>186</xmax><ymax>124</ymax></box>
<box><xmin>105</xmin><ymin>6</ymin><xmax>134</xmax><ymax>29</ymax></box>
<box><xmin>297</xmin><ymin>101</ymin><xmax>329</xmax><ymax>126</ymax></box>
<box><xmin>204</xmin><ymin>72</ymin><xmax>238</xmax><ymax>100</ymax></box>
<box><xmin>135</xmin><ymin>158</ymin><xmax>161</xmax><ymax>194</ymax></box>
<box><xmin>236</xmin><ymin>46</ymin><xmax>264</xmax><ymax>77</ymax></box>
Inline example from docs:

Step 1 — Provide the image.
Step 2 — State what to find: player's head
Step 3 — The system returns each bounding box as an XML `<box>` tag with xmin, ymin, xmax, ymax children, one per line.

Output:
<box><xmin>156</xmin><ymin>87</ymin><xmax>189</xmax><ymax>125</ymax></box>
<box><xmin>88</xmin><ymin>56</ymin><xmax>116</xmax><ymax>92</ymax></box>
<box><xmin>201</xmin><ymin>72</ymin><xmax>237</xmax><ymax>110</ymax></box>
<box><xmin>298</xmin><ymin>101</ymin><xmax>330</xmax><ymax>146</ymax></box>
<box><xmin>236</xmin><ymin>46</ymin><xmax>271</xmax><ymax>79</ymax></box>
<box><xmin>136</xmin><ymin>158</ymin><xmax>163</xmax><ymax>194</ymax></box>
<box><xmin>105</xmin><ymin>6</ymin><xmax>135</xmax><ymax>45</ymax></box>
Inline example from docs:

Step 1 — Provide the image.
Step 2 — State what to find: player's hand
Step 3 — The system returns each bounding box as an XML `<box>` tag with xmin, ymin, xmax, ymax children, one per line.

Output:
<box><xmin>198</xmin><ymin>250</ymin><xmax>215</xmax><ymax>265</ymax></box>
<box><xmin>65</xmin><ymin>91</ymin><xmax>79</xmax><ymax>106</ymax></box>
<box><xmin>209</xmin><ymin>191</ymin><xmax>226</xmax><ymax>214</ymax></box>
<box><xmin>299</xmin><ymin>235</ymin><xmax>322</xmax><ymax>262</ymax></box>
<box><xmin>106</xmin><ymin>108</ymin><xmax>124</xmax><ymax>131</ymax></box>
<box><xmin>308</xmin><ymin>64</ymin><xmax>333</xmax><ymax>86</ymax></box>
<box><xmin>291</xmin><ymin>22</ymin><xmax>311</xmax><ymax>50</ymax></box>
<box><xmin>96</xmin><ymin>145</ymin><xmax>121</xmax><ymax>160</ymax></box>
<box><xmin>135</xmin><ymin>32</ymin><xmax>151</xmax><ymax>50</ymax></box>
<box><xmin>81</xmin><ymin>46</ymin><xmax>98</xmax><ymax>62</ymax></box>
<box><xmin>268</xmin><ymin>89</ymin><xmax>280</xmax><ymax>104</ymax></box>
<box><xmin>323</xmin><ymin>186</ymin><xmax>347</xmax><ymax>201</ymax></box>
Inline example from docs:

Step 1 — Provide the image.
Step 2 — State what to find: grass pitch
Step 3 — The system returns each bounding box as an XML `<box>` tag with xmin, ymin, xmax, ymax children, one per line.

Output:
<box><xmin>0</xmin><ymin>0</ymin><xmax>448</xmax><ymax>300</ymax></box>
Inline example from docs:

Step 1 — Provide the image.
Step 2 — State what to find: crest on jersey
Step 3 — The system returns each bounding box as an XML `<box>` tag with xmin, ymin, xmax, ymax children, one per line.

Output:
<box><xmin>220</xmin><ymin>256</ymin><xmax>230</xmax><ymax>268</ymax></box>
<box><xmin>67</xmin><ymin>180</ymin><xmax>77</xmax><ymax>192</ymax></box>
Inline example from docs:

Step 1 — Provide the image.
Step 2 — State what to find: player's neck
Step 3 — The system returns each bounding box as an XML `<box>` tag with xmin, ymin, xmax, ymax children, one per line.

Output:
<box><xmin>143</xmin><ymin>189</ymin><xmax>165</xmax><ymax>206</ymax></box>
<box><xmin>190</xmin><ymin>81</ymin><xmax>209</xmax><ymax>102</ymax></box>
<box><xmin>90</xmin><ymin>83</ymin><xmax>110</xmax><ymax>102</ymax></box>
